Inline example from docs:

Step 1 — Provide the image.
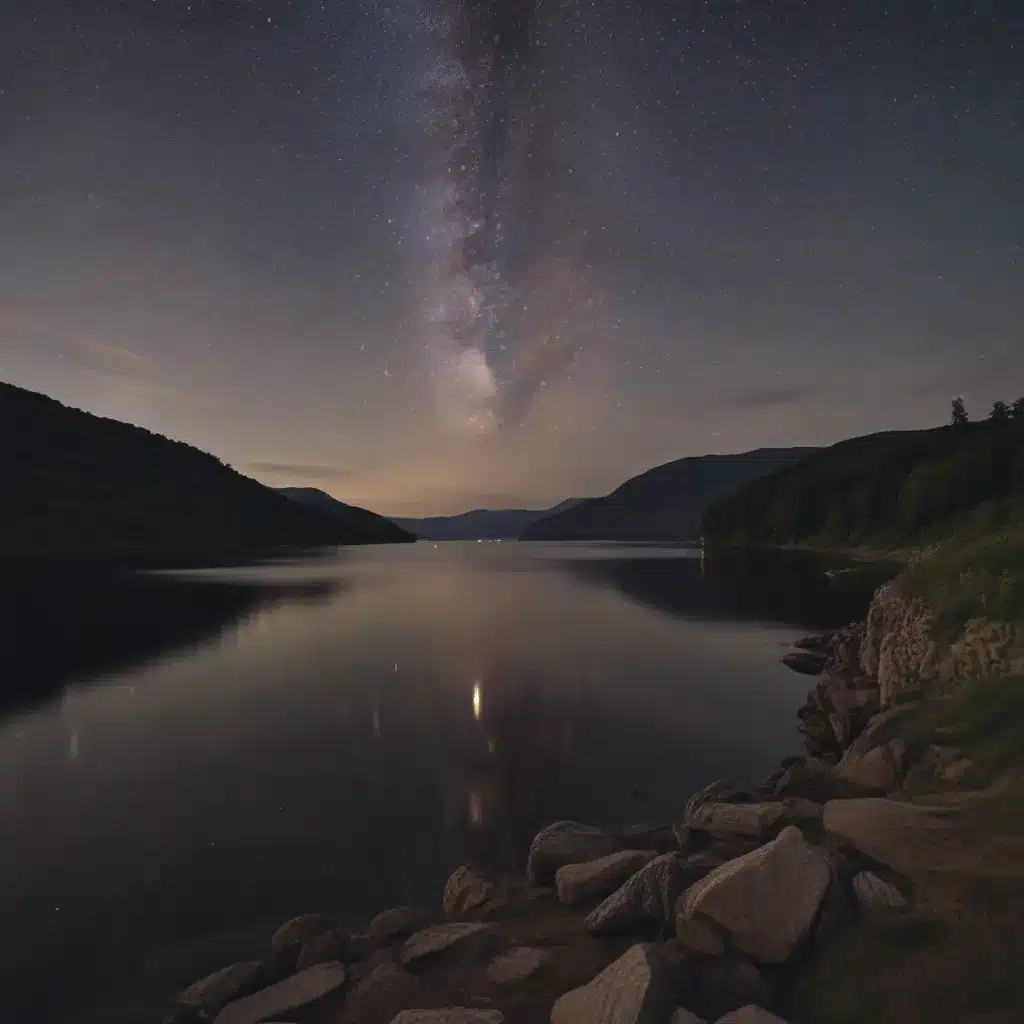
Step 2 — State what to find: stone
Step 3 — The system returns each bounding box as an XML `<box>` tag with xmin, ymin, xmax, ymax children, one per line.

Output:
<box><xmin>213</xmin><ymin>962</ymin><xmax>347</xmax><ymax>1024</ymax></box>
<box><xmin>852</xmin><ymin>870</ymin><xmax>907</xmax><ymax>910</ymax></box>
<box><xmin>556</xmin><ymin>849</ymin><xmax>657</xmax><ymax>906</ymax></box>
<box><xmin>715</xmin><ymin>1008</ymin><xmax>790</xmax><ymax>1024</ymax></box>
<box><xmin>271</xmin><ymin>913</ymin><xmax>336</xmax><ymax>952</ymax></box>
<box><xmin>836</xmin><ymin>738</ymin><xmax>906</xmax><ymax>793</ymax></box>
<box><xmin>683</xmin><ymin>958</ymin><xmax>772</xmax><ymax>1021</ymax></box>
<box><xmin>175</xmin><ymin>961</ymin><xmax>266</xmax><ymax>1017</ymax></box>
<box><xmin>842</xmin><ymin>708</ymin><xmax>905</xmax><ymax>761</ymax></box>
<box><xmin>485</xmin><ymin>946</ymin><xmax>552</xmax><ymax>985</ymax></box>
<box><xmin>620</xmin><ymin>824</ymin><xmax>680</xmax><ymax>853</ymax></box>
<box><xmin>682</xmin><ymin>781</ymin><xmax>749</xmax><ymax>828</ymax></box>
<box><xmin>670</xmin><ymin>1010</ymin><xmax>705</xmax><ymax>1024</ymax></box>
<box><xmin>551</xmin><ymin>942</ymin><xmax>678</xmax><ymax>1024</ymax></box>
<box><xmin>297</xmin><ymin>929</ymin><xmax>349</xmax><ymax>970</ymax></box>
<box><xmin>526</xmin><ymin>821</ymin><xmax>621</xmax><ymax>885</ymax></box>
<box><xmin>585</xmin><ymin>853</ymin><xmax>686</xmax><ymax>935</ymax></box>
<box><xmin>772</xmin><ymin>757</ymin><xmax>871</xmax><ymax>802</ymax></box>
<box><xmin>688</xmin><ymin>802</ymin><xmax>786</xmax><ymax>839</ymax></box>
<box><xmin>390</xmin><ymin>1012</ymin><xmax>504</xmax><ymax>1024</ymax></box>
<box><xmin>399</xmin><ymin>922</ymin><xmax>499</xmax><ymax>966</ymax></box>
<box><xmin>442</xmin><ymin>865</ymin><xmax>496</xmax><ymax>917</ymax></box>
<box><xmin>780</xmin><ymin>650</ymin><xmax>827</xmax><ymax>675</ymax></box>
<box><xmin>823</xmin><ymin>798</ymin><xmax>972</xmax><ymax>875</ymax></box>
<box><xmin>336</xmin><ymin>961</ymin><xmax>420</xmax><ymax>1024</ymax></box>
<box><xmin>676</xmin><ymin>826</ymin><xmax>831</xmax><ymax>963</ymax></box>
<box><xmin>939</xmin><ymin>756</ymin><xmax>980</xmax><ymax>786</ymax></box>
<box><xmin>364</xmin><ymin>905</ymin><xmax>430</xmax><ymax>944</ymax></box>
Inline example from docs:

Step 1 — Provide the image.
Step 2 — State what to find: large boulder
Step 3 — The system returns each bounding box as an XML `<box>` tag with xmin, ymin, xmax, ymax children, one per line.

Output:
<box><xmin>173</xmin><ymin>961</ymin><xmax>266</xmax><ymax>1019</ymax></box>
<box><xmin>297</xmin><ymin>929</ymin><xmax>350</xmax><ymax>970</ymax></box>
<box><xmin>399</xmin><ymin>923</ymin><xmax>500</xmax><ymax>966</ymax></box>
<box><xmin>442</xmin><ymin>866</ymin><xmax>496</xmax><ymax>917</ymax></box>
<box><xmin>679</xmin><ymin>958</ymin><xmax>773</xmax><ymax>1021</ymax></box>
<box><xmin>852</xmin><ymin>870</ymin><xmax>907</xmax><ymax>910</ymax></box>
<box><xmin>823</xmin><ymin>798</ymin><xmax>973</xmax><ymax>875</ymax></box>
<box><xmin>551</xmin><ymin>943</ymin><xmax>678</xmax><ymax>1024</ymax></box>
<box><xmin>836</xmin><ymin>738</ymin><xmax>907</xmax><ymax>793</ymax></box>
<box><xmin>780</xmin><ymin>650</ymin><xmax>827</xmax><ymax>676</ymax></box>
<box><xmin>271</xmin><ymin>913</ymin><xmax>336</xmax><ymax>952</ymax></box>
<box><xmin>585</xmin><ymin>853</ymin><xmax>687</xmax><ymax>935</ymax></box>
<box><xmin>556</xmin><ymin>850</ymin><xmax>657</xmax><ymax>906</ymax></box>
<box><xmin>675</xmin><ymin>826</ymin><xmax>832</xmax><ymax>963</ymax></box>
<box><xmin>213</xmin><ymin>962</ymin><xmax>347</xmax><ymax>1024</ymax></box>
<box><xmin>526</xmin><ymin>821</ymin><xmax>621</xmax><ymax>885</ymax></box>
<box><xmin>363</xmin><ymin>906</ymin><xmax>431</xmax><ymax>946</ymax></box>
<box><xmin>485</xmin><ymin>946</ymin><xmax>552</xmax><ymax>985</ymax></box>
<box><xmin>335</xmin><ymin>961</ymin><xmax>420</xmax><ymax>1024</ymax></box>
<box><xmin>687</xmin><ymin>803</ymin><xmax>787</xmax><ymax>839</ymax></box>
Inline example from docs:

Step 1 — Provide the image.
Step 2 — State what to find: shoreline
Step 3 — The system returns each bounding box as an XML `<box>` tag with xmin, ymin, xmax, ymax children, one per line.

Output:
<box><xmin>161</xmin><ymin>574</ymin><xmax>1024</xmax><ymax>1024</ymax></box>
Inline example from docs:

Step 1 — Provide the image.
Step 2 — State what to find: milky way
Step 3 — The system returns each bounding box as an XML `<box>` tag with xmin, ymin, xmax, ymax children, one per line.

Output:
<box><xmin>414</xmin><ymin>0</ymin><xmax>595</xmax><ymax>433</ymax></box>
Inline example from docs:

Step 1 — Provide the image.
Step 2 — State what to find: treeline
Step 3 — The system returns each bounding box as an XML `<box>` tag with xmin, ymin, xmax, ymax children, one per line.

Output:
<box><xmin>702</xmin><ymin>397</ymin><xmax>1024</xmax><ymax>549</ymax></box>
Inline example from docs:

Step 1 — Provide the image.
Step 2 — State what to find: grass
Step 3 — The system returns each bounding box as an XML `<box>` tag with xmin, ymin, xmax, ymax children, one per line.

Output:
<box><xmin>897</xmin><ymin>506</ymin><xmax>1024</xmax><ymax>639</ymax></box>
<box><xmin>791</xmin><ymin>674</ymin><xmax>1024</xmax><ymax>1023</ymax></box>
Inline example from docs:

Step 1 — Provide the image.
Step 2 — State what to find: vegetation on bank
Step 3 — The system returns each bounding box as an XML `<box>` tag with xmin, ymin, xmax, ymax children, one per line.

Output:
<box><xmin>0</xmin><ymin>381</ymin><xmax>414</xmax><ymax>556</ymax></box>
<box><xmin>702</xmin><ymin>399</ymin><xmax>1024</xmax><ymax>554</ymax></box>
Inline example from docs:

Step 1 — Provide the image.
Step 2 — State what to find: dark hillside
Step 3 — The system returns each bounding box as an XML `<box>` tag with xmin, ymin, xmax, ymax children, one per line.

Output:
<box><xmin>0</xmin><ymin>381</ymin><xmax>414</xmax><ymax>556</ymax></box>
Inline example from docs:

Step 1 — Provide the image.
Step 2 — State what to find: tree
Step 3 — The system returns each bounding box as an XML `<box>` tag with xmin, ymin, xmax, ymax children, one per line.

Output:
<box><xmin>1012</xmin><ymin>396</ymin><xmax>1024</xmax><ymax>420</ymax></box>
<box><xmin>991</xmin><ymin>400</ymin><xmax>1010</xmax><ymax>422</ymax></box>
<box><xmin>950</xmin><ymin>396</ymin><xmax>969</xmax><ymax>426</ymax></box>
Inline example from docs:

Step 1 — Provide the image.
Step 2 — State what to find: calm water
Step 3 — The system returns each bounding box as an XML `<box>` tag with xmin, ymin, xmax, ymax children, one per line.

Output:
<box><xmin>0</xmin><ymin>542</ymin><xmax>894</xmax><ymax>1022</ymax></box>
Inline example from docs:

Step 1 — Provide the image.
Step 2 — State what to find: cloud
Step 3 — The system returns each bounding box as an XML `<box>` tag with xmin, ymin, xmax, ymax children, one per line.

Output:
<box><xmin>73</xmin><ymin>340</ymin><xmax>160</xmax><ymax>377</ymax></box>
<box><xmin>246</xmin><ymin>461</ymin><xmax>360</xmax><ymax>481</ymax></box>
<box><xmin>718</xmin><ymin>383</ymin><xmax>811</xmax><ymax>410</ymax></box>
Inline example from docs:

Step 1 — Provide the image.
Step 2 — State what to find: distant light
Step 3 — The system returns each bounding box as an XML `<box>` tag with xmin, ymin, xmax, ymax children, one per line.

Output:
<box><xmin>472</xmin><ymin>681</ymin><xmax>482</xmax><ymax>720</ymax></box>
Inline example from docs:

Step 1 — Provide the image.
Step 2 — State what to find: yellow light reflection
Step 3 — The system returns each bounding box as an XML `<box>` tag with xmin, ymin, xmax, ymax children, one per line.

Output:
<box><xmin>472</xmin><ymin>681</ymin><xmax>482</xmax><ymax>721</ymax></box>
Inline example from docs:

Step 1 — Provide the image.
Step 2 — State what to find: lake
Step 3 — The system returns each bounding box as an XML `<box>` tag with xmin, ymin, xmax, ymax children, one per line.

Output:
<box><xmin>0</xmin><ymin>541</ymin><xmax>895</xmax><ymax>1022</ymax></box>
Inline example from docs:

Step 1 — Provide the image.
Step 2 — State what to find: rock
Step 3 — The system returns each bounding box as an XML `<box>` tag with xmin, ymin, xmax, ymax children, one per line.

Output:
<box><xmin>620</xmin><ymin>824</ymin><xmax>680</xmax><ymax>853</ymax></box>
<box><xmin>852</xmin><ymin>870</ymin><xmax>907</xmax><ymax>910</ymax></box>
<box><xmin>939</xmin><ymin>756</ymin><xmax>979</xmax><ymax>786</ymax></box>
<box><xmin>390</xmin><ymin>1012</ymin><xmax>504</xmax><ymax>1024</ymax></box>
<box><xmin>526</xmin><ymin>821</ymin><xmax>621</xmax><ymax>885</ymax></box>
<box><xmin>175</xmin><ymin>961</ymin><xmax>266</xmax><ymax>1017</ymax></box>
<box><xmin>688</xmin><ymin>802</ymin><xmax>787</xmax><ymax>839</ymax></box>
<box><xmin>551</xmin><ymin>942</ymin><xmax>678</xmax><ymax>1024</ymax></box>
<box><xmin>682</xmin><ymin>782</ymin><xmax>749</xmax><ymax>827</ymax></box>
<box><xmin>772</xmin><ymin>758</ymin><xmax>870</xmax><ymax>802</ymax></box>
<box><xmin>271</xmin><ymin>913</ymin><xmax>336</xmax><ymax>952</ymax></box>
<box><xmin>336</xmin><ymin>961</ymin><xmax>420</xmax><ymax>1024</ymax></box>
<box><xmin>683</xmin><ymin>958</ymin><xmax>772</xmax><ymax>1021</ymax></box>
<box><xmin>670</xmin><ymin>1010</ymin><xmax>705</xmax><ymax>1024</ymax></box>
<box><xmin>297</xmin><ymin>929</ymin><xmax>349</xmax><ymax>970</ymax></box>
<box><xmin>399</xmin><ymin>922</ymin><xmax>500</xmax><ymax>966</ymax></box>
<box><xmin>585</xmin><ymin>853</ymin><xmax>686</xmax><ymax>935</ymax></box>
<box><xmin>781</xmin><ymin>650</ymin><xmax>827</xmax><ymax>675</ymax></box>
<box><xmin>364</xmin><ymin>906</ymin><xmax>430</xmax><ymax>945</ymax></box>
<box><xmin>556</xmin><ymin>849</ymin><xmax>658</xmax><ymax>906</ymax></box>
<box><xmin>213</xmin><ymin>962</ymin><xmax>347</xmax><ymax>1024</ymax></box>
<box><xmin>841</xmin><ymin>708</ymin><xmax>905</xmax><ymax>761</ymax></box>
<box><xmin>676</xmin><ymin>826</ymin><xmax>831</xmax><ymax>963</ymax></box>
<box><xmin>836</xmin><ymin>739</ymin><xmax>907</xmax><ymax>793</ymax></box>
<box><xmin>823</xmin><ymin>798</ymin><xmax>970</xmax><ymax>875</ymax></box>
<box><xmin>793</xmin><ymin>634</ymin><xmax>831</xmax><ymax>653</ymax></box>
<box><xmin>485</xmin><ymin>946</ymin><xmax>552</xmax><ymax>985</ymax></box>
<box><xmin>443</xmin><ymin>865</ymin><xmax>496</xmax><ymax>917</ymax></box>
<box><xmin>715</xmin><ymin>1008</ymin><xmax>790</xmax><ymax>1024</ymax></box>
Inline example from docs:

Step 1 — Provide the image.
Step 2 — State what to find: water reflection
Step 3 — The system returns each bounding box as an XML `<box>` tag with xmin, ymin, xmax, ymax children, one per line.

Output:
<box><xmin>0</xmin><ymin>565</ymin><xmax>341</xmax><ymax>716</ymax></box>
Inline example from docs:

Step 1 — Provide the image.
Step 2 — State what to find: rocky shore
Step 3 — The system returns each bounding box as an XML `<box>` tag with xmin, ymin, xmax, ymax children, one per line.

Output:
<box><xmin>162</xmin><ymin>581</ymin><xmax>1016</xmax><ymax>1024</ymax></box>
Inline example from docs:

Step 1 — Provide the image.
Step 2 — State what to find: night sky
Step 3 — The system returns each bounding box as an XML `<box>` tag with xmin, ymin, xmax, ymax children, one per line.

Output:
<box><xmin>1</xmin><ymin>1</ymin><xmax>1021</xmax><ymax>516</ymax></box>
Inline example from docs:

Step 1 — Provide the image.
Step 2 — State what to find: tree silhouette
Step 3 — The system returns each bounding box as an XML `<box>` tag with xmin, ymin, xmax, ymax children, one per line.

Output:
<box><xmin>991</xmin><ymin>400</ymin><xmax>1010</xmax><ymax>423</ymax></box>
<box><xmin>950</xmin><ymin>396</ymin><xmax>969</xmax><ymax>426</ymax></box>
<box><xmin>1012</xmin><ymin>396</ymin><xmax>1024</xmax><ymax>420</ymax></box>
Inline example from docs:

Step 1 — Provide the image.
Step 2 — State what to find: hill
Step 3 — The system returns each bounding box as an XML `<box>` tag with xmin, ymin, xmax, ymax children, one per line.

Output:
<box><xmin>701</xmin><ymin>420</ymin><xmax>1024</xmax><ymax>552</ymax></box>
<box><xmin>0</xmin><ymin>381</ymin><xmax>414</xmax><ymax>557</ymax></box>
<box><xmin>520</xmin><ymin>447</ymin><xmax>819</xmax><ymax>542</ymax></box>
<box><xmin>386</xmin><ymin>499</ymin><xmax>585</xmax><ymax>540</ymax></box>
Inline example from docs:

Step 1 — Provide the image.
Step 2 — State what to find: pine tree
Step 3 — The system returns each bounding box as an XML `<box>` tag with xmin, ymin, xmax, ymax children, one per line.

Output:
<box><xmin>1012</xmin><ymin>396</ymin><xmax>1024</xmax><ymax>420</ymax></box>
<box><xmin>950</xmin><ymin>396</ymin><xmax>968</xmax><ymax>426</ymax></box>
<box><xmin>991</xmin><ymin>400</ymin><xmax>1010</xmax><ymax>422</ymax></box>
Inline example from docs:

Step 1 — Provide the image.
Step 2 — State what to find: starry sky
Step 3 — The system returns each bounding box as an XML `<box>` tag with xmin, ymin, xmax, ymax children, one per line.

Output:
<box><xmin>1</xmin><ymin>1</ymin><xmax>1021</xmax><ymax>517</ymax></box>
